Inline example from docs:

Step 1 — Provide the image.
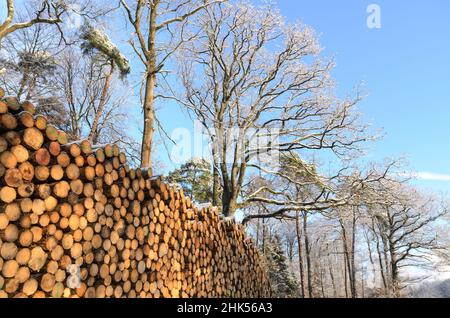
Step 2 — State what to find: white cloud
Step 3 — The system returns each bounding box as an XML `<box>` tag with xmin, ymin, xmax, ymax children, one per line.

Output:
<box><xmin>407</xmin><ymin>172</ymin><xmax>450</xmax><ymax>182</ymax></box>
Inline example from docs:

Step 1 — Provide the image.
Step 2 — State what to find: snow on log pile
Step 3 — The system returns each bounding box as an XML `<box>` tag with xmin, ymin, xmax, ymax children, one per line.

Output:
<box><xmin>0</xmin><ymin>90</ymin><xmax>270</xmax><ymax>298</ymax></box>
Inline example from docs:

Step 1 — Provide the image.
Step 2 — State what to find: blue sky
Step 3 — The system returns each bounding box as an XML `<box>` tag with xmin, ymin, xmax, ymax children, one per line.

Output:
<box><xmin>2</xmin><ymin>1</ymin><xmax>450</xmax><ymax>194</ymax></box>
<box><xmin>152</xmin><ymin>1</ymin><xmax>450</xmax><ymax>194</ymax></box>
<box><xmin>279</xmin><ymin>1</ymin><xmax>450</xmax><ymax>194</ymax></box>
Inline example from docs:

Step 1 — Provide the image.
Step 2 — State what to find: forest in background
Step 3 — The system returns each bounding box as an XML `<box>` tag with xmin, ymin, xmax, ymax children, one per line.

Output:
<box><xmin>1</xmin><ymin>0</ymin><xmax>449</xmax><ymax>298</ymax></box>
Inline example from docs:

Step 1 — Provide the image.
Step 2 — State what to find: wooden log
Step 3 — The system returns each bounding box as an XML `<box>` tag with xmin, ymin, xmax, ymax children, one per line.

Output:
<box><xmin>40</xmin><ymin>273</ymin><xmax>56</xmax><ymax>292</ymax></box>
<box><xmin>48</xmin><ymin>141</ymin><xmax>61</xmax><ymax>156</ymax></box>
<box><xmin>28</xmin><ymin>247</ymin><xmax>47</xmax><ymax>272</ymax></box>
<box><xmin>0</xmin><ymin>135</ymin><xmax>8</xmax><ymax>152</ymax></box>
<box><xmin>50</xmin><ymin>165</ymin><xmax>64</xmax><ymax>181</ymax></box>
<box><xmin>30</xmin><ymin>227</ymin><xmax>42</xmax><ymax>242</ymax></box>
<box><xmin>56</xmin><ymin>152</ymin><xmax>71</xmax><ymax>168</ymax></box>
<box><xmin>74</xmin><ymin>155</ymin><xmax>85</xmax><ymax>167</ymax></box>
<box><xmin>34</xmin><ymin>115</ymin><xmax>47</xmax><ymax>130</ymax></box>
<box><xmin>23</xmin><ymin>127</ymin><xmax>44</xmax><ymax>150</ymax></box>
<box><xmin>2</xmin><ymin>223</ymin><xmax>18</xmax><ymax>242</ymax></box>
<box><xmin>53</xmin><ymin>181</ymin><xmax>70</xmax><ymax>198</ymax></box>
<box><xmin>36</xmin><ymin>184</ymin><xmax>52</xmax><ymax>199</ymax></box>
<box><xmin>1</xmin><ymin>113</ymin><xmax>18</xmax><ymax>130</ymax></box>
<box><xmin>4</xmin><ymin>96</ymin><xmax>20</xmax><ymax>112</ymax></box>
<box><xmin>34</xmin><ymin>165</ymin><xmax>50</xmax><ymax>181</ymax></box>
<box><xmin>0</xmin><ymin>242</ymin><xmax>18</xmax><ymax>260</ymax></box>
<box><xmin>18</xmin><ymin>161</ymin><xmax>34</xmax><ymax>182</ymax></box>
<box><xmin>3</xmin><ymin>130</ymin><xmax>21</xmax><ymax>146</ymax></box>
<box><xmin>34</xmin><ymin>148</ymin><xmax>51</xmax><ymax>166</ymax></box>
<box><xmin>4</xmin><ymin>278</ymin><xmax>20</xmax><ymax>294</ymax></box>
<box><xmin>17</xmin><ymin>111</ymin><xmax>35</xmax><ymax>128</ymax></box>
<box><xmin>1</xmin><ymin>186</ymin><xmax>16</xmax><ymax>203</ymax></box>
<box><xmin>66</xmin><ymin>143</ymin><xmax>81</xmax><ymax>157</ymax></box>
<box><xmin>57</xmin><ymin>130</ymin><xmax>68</xmax><ymax>145</ymax></box>
<box><xmin>19</xmin><ymin>230</ymin><xmax>33</xmax><ymax>247</ymax></box>
<box><xmin>45</xmin><ymin>125</ymin><xmax>59</xmax><ymax>141</ymax></box>
<box><xmin>82</xmin><ymin>166</ymin><xmax>96</xmax><ymax>181</ymax></box>
<box><xmin>2</xmin><ymin>203</ymin><xmax>20</xmax><ymax>222</ymax></box>
<box><xmin>21</xmin><ymin>101</ymin><xmax>36</xmax><ymax>115</ymax></box>
<box><xmin>0</xmin><ymin>150</ymin><xmax>17</xmax><ymax>168</ymax></box>
<box><xmin>70</xmin><ymin>179</ymin><xmax>84</xmax><ymax>195</ymax></box>
<box><xmin>66</xmin><ymin>163</ymin><xmax>80</xmax><ymax>180</ymax></box>
<box><xmin>0</xmin><ymin>99</ymin><xmax>7</xmax><ymax>113</ymax></box>
<box><xmin>31</xmin><ymin>199</ymin><xmax>46</xmax><ymax>215</ymax></box>
<box><xmin>11</xmin><ymin>144</ymin><xmax>29</xmax><ymax>163</ymax></box>
<box><xmin>16</xmin><ymin>248</ymin><xmax>31</xmax><ymax>265</ymax></box>
<box><xmin>19</xmin><ymin>198</ymin><xmax>33</xmax><ymax>213</ymax></box>
<box><xmin>23</xmin><ymin>278</ymin><xmax>38</xmax><ymax>296</ymax></box>
<box><xmin>4</xmin><ymin>168</ymin><xmax>23</xmax><ymax>187</ymax></box>
<box><xmin>2</xmin><ymin>260</ymin><xmax>19</xmax><ymax>278</ymax></box>
<box><xmin>95</xmin><ymin>148</ymin><xmax>105</xmax><ymax>163</ymax></box>
<box><xmin>0</xmin><ymin>213</ymin><xmax>9</xmax><ymax>229</ymax></box>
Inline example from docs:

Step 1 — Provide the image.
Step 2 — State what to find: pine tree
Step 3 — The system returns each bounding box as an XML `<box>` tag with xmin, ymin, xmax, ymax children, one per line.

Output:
<box><xmin>166</xmin><ymin>158</ymin><xmax>216</xmax><ymax>204</ymax></box>
<box><xmin>266</xmin><ymin>235</ymin><xmax>299</xmax><ymax>298</ymax></box>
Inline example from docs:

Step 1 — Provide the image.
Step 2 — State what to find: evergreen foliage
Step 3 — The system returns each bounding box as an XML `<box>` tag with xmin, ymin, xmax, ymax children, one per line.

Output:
<box><xmin>166</xmin><ymin>158</ymin><xmax>215</xmax><ymax>204</ymax></box>
<box><xmin>266</xmin><ymin>235</ymin><xmax>299</xmax><ymax>298</ymax></box>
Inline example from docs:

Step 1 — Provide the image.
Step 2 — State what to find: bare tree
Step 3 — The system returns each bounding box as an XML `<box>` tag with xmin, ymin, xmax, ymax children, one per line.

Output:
<box><xmin>175</xmin><ymin>1</ymin><xmax>376</xmax><ymax>218</ymax></box>
<box><xmin>365</xmin><ymin>182</ymin><xmax>449</xmax><ymax>297</ymax></box>
<box><xmin>80</xmin><ymin>24</ymin><xmax>130</xmax><ymax>143</ymax></box>
<box><xmin>118</xmin><ymin>0</ymin><xmax>223</xmax><ymax>171</ymax></box>
<box><xmin>51</xmin><ymin>47</ymin><xmax>139</xmax><ymax>161</ymax></box>
<box><xmin>0</xmin><ymin>0</ymin><xmax>66</xmax><ymax>41</ymax></box>
<box><xmin>0</xmin><ymin>1</ymin><xmax>120</xmax><ymax>99</ymax></box>
<box><xmin>245</xmin><ymin>167</ymin><xmax>449</xmax><ymax>298</ymax></box>
<box><xmin>0</xmin><ymin>0</ymin><xmax>116</xmax><ymax>44</ymax></box>
<box><xmin>332</xmin><ymin>205</ymin><xmax>360</xmax><ymax>298</ymax></box>
<box><xmin>0</xmin><ymin>20</ymin><xmax>61</xmax><ymax>99</ymax></box>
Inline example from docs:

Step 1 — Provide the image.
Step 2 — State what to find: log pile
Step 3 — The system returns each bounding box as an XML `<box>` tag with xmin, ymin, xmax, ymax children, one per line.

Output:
<box><xmin>0</xmin><ymin>92</ymin><xmax>270</xmax><ymax>298</ymax></box>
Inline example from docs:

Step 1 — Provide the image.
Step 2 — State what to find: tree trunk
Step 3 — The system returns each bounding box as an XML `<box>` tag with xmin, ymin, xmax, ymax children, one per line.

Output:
<box><xmin>141</xmin><ymin>72</ymin><xmax>156</xmax><ymax>172</ymax></box>
<box><xmin>212</xmin><ymin>156</ymin><xmax>220</xmax><ymax>207</ymax></box>
<box><xmin>221</xmin><ymin>184</ymin><xmax>238</xmax><ymax>217</ymax></box>
<box><xmin>16</xmin><ymin>71</ymin><xmax>29</xmax><ymax>100</ymax></box>
<box><xmin>389</xmin><ymin>239</ymin><xmax>400</xmax><ymax>297</ymax></box>
<box><xmin>381</xmin><ymin>235</ymin><xmax>391</xmax><ymax>296</ymax></box>
<box><xmin>376</xmin><ymin>238</ymin><xmax>388</xmax><ymax>294</ymax></box>
<box><xmin>364</xmin><ymin>228</ymin><xmax>377</xmax><ymax>289</ymax></box>
<box><xmin>262</xmin><ymin>218</ymin><xmax>267</xmax><ymax>254</ymax></box>
<box><xmin>371</xmin><ymin>219</ymin><xmax>388</xmax><ymax>295</ymax></box>
<box><xmin>343</xmin><ymin>259</ymin><xmax>349</xmax><ymax>298</ymax></box>
<box><xmin>340</xmin><ymin>221</ymin><xmax>356</xmax><ymax>298</ymax></box>
<box><xmin>350</xmin><ymin>209</ymin><xmax>358</xmax><ymax>298</ymax></box>
<box><xmin>361</xmin><ymin>266</ymin><xmax>365</xmax><ymax>298</ymax></box>
<box><xmin>329</xmin><ymin>264</ymin><xmax>337</xmax><ymax>297</ymax></box>
<box><xmin>88</xmin><ymin>60</ymin><xmax>114</xmax><ymax>144</ymax></box>
<box><xmin>255</xmin><ymin>218</ymin><xmax>260</xmax><ymax>247</ymax></box>
<box><xmin>339</xmin><ymin>211</ymin><xmax>358</xmax><ymax>299</ymax></box>
<box><xmin>295</xmin><ymin>212</ymin><xmax>305</xmax><ymax>298</ymax></box>
<box><xmin>140</xmin><ymin>5</ymin><xmax>157</xmax><ymax>172</ymax></box>
<box><xmin>302</xmin><ymin>212</ymin><xmax>313</xmax><ymax>298</ymax></box>
<box><xmin>319</xmin><ymin>265</ymin><xmax>325</xmax><ymax>298</ymax></box>
<box><xmin>211</xmin><ymin>140</ymin><xmax>220</xmax><ymax>207</ymax></box>
<box><xmin>26</xmin><ymin>75</ymin><xmax>37</xmax><ymax>100</ymax></box>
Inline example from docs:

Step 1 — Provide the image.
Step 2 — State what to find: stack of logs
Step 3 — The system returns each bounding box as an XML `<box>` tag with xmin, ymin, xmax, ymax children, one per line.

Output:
<box><xmin>0</xmin><ymin>89</ymin><xmax>270</xmax><ymax>298</ymax></box>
